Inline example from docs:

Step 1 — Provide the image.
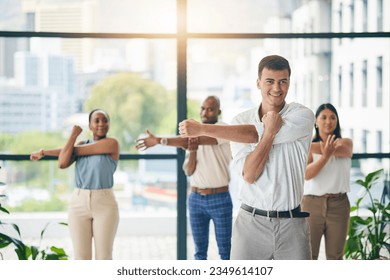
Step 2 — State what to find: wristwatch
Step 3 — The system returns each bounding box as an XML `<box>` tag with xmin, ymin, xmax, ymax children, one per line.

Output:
<box><xmin>160</xmin><ymin>137</ymin><xmax>168</xmax><ymax>146</ymax></box>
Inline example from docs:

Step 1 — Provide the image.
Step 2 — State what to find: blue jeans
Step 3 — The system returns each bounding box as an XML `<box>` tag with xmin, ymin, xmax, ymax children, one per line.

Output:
<box><xmin>188</xmin><ymin>191</ymin><xmax>233</xmax><ymax>260</ymax></box>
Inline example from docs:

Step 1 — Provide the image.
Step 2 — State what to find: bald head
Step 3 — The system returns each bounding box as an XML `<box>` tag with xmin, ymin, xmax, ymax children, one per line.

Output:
<box><xmin>200</xmin><ymin>96</ymin><xmax>221</xmax><ymax>124</ymax></box>
<box><xmin>205</xmin><ymin>96</ymin><xmax>220</xmax><ymax>109</ymax></box>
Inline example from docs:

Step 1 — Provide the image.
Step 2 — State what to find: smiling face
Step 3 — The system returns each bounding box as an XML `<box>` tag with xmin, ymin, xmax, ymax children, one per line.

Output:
<box><xmin>316</xmin><ymin>108</ymin><xmax>338</xmax><ymax>137</ymax></box>
<box><xmin>257</xmin><ymin>67</ymin><xmax>290</xmax><ymax>113</ymax></box>
<box><xmin>89</xmin><ymin>110</ymin><xmax>110</xmax><ymax>140</ymax></box>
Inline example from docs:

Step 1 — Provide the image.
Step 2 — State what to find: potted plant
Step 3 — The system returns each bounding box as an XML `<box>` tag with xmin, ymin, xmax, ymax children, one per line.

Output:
<box><xmin>344</xmin><ymin>168</ymin><xmax>390</xmax><ymax>259</ymax></box>
<box><xmin>0</xmin><ymin>202</ymin><xmax>68</xmax><ymax>260</ymax></box>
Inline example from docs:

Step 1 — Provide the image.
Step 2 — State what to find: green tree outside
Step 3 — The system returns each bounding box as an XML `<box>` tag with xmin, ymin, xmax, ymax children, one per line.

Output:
<box><xmin>84</xmin><ymin>72</ymin><xmax>171</xmax><ymax>152</ymax></box>
<box><xmin>0</xmin><ymin>71</ymin><xmax>201</xmax><ymax>212</ymax></box>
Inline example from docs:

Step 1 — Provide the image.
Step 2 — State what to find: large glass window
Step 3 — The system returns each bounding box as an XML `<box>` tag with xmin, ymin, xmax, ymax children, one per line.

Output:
<box><xmin>0</xmin><ymin>0</ymin><xmax>177</xmax><ymax>33</ymax></box>
<box><xmin>0</xmin><ymin>37</ymin><xmax>177</xmax><ymax>152</ymax></box>
<box><xmin>1</xmin><ymin>0</ymin><xmax>389</xmax><ymax>260</ymax></box>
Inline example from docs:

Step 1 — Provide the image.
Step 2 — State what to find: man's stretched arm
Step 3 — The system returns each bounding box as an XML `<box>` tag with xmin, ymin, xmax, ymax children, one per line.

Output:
<box><xmin>136</xmin><ymin>129</ymin><xmax>219</xmax><ymax>151</ymax></box>
<box><xmin>179</xmin><ymin>119</ymin><xmax>258</xmax><ymax>143</ymax></box>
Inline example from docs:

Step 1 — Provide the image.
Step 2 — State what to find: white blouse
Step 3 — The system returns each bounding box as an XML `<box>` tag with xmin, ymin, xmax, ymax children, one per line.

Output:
<box><xmin>304</xmin><ymin>153</ymin><xmax>351</xmax><ymax>196</ymax></box>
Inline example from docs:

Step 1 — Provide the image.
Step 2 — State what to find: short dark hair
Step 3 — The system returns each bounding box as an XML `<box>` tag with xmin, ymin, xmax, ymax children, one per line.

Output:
<box><xmin>313</xmin><ymin>103</ymin><xmax>342</xmax><ymax>142</ymax></box>
<box><xmin>258</xmin><ymin>55</ymin><xmax>291</xmax><ymax>78</ymax></box>
<box><xmin>88</xmin><ymin>109</ymin><xmax>110</xmax><ymax>123</ymax></box>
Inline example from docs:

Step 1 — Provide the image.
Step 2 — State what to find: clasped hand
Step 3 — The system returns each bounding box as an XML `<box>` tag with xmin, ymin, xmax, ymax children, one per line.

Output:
<box><xmin>178</xmin><ymin>119</ymin><xmax>202</xmax><ymax>137</ymax></box>
<box><xmin>261</xmin><ymin>111</ymin><xmax>283</xmax><ymax>135</ymax></box>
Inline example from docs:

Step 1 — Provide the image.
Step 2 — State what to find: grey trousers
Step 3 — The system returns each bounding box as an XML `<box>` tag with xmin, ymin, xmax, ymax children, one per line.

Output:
<box><xmin>230</xmin><ymin>208</ymin><xmax>312</xmax><ymax>260</ymax></box>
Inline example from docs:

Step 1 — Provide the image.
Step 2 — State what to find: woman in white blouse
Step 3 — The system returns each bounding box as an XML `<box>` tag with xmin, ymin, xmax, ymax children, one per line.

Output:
<box><xmin>302</xmin><ymin>103</ymin><xmax>353</xmax><ymax>260</ymax></box>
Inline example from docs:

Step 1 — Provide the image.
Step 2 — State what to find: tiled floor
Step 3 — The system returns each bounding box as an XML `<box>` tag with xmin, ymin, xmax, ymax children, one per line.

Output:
<box><xmin>1</xmin><ymin>233</ymin><xmax>326</xmax><ymax>260</ymax></box>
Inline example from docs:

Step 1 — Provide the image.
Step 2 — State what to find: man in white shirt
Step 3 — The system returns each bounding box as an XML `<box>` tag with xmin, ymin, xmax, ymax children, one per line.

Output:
<box><xmin>178</xmin><ymin>55</ymin><xmax>315</xmax><ymax>259</ymax></box>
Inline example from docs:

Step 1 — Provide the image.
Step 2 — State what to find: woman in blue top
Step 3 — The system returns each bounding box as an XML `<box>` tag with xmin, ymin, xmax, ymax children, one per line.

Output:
<box><xmin>31</xmin><ymin>109</ymin><xmax>120</xmax><ymax>260</ymax></box>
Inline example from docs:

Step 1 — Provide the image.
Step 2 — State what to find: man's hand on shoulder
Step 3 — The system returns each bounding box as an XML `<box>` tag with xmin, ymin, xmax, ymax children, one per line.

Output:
<box><xmin>261</xmin><ymin>111</ymin><xmax>283</xmax><ymax>137</ymax></box>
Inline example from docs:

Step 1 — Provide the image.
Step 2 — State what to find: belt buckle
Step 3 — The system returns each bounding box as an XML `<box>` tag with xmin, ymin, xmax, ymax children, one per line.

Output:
<box><xmin>198</xmin><ymin>189</ymin><xmax>207</xmax><ymax>196</ymax></box>
<box><xmin>268</xmin><ymin>210</ymin><xmax>278</xmax><ymax>218</ymax></box>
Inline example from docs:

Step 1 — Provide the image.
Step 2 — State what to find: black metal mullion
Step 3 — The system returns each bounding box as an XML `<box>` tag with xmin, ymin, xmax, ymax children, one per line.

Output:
<box><xmin>1</xmin><ymin>31</ymin><xmax>389</xmax><ymax>39</ymax></box>
<box><xmin>176</xmin><ymin>0</ymin><xmax>188</xmax><ymax>261</ymax></box>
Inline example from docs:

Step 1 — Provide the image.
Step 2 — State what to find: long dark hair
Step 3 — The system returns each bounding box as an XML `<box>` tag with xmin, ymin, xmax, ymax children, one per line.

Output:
<box><xmin>313</xmin><ymin>103</ymin><xmax>342</xmax><ymax>142</ymax></box>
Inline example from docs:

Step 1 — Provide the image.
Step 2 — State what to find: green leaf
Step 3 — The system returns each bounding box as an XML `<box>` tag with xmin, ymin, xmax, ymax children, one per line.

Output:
<box><xmin>0</xmin><ymin>239</ymin><xmax>12</xmax><ymax>249</ymax></box>
<box><xmin>15</xmin><ymin>244</ymin><xmax>30</xmax><ymax>260</ymax></box>
<box><xmin>50</xmin><ymin>246</ymin><xmax>67</xmax><ymax>256</ymax></box>
<box><xmin>31</xmin><ymin>245</ymin><xmax>40</xmax><ymax>260</ymax></box>
<box><xmin>0</xmin><ymin>204</ymin><xmax>10</xmax><ymax>214</ymax></box>
<box><xmin>355</xmin><ymin>196</ymin><xmax>364</xmax><ymax>208</ymax></box>
<box><xmin>350</xmin><ymin>206</ymin><xmax>358</xmax><ymax>212</ymax></box>
<box><xmin>356</xmin><ymin>179</ymin><xmax>366</xmax><ymax>187</ymax></box>
<box><xmin>9</xmin><ymin>223</ymin><xmax>22</xmax><ymax>238</ymax></box>
<box><xmin>40</xmin><ymin>223</ymin><xmax>50</xmax><ymax>240</ymax></box>
<box><xmin>365</xmin><ymin>169</ymin><xmax>384</xmax><ymax>187</ymax></box>
<box><xmin>0</xmin><ymin>232</ymin><xmax>26</xmax><ymax>251</ymax></box>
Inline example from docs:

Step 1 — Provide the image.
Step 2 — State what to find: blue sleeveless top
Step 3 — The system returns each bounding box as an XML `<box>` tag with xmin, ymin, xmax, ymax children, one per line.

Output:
<box><xmin>75</xmin><ymin>139</ymin><xmax>118</xmax><ymax>190</ymax></box>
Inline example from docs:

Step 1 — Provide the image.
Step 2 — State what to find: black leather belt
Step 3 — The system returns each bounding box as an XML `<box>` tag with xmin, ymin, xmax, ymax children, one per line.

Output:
<box><xmin>241</xmin><ymin>203</ymin><xmax>309</xmax><ymax>218</ymax></box>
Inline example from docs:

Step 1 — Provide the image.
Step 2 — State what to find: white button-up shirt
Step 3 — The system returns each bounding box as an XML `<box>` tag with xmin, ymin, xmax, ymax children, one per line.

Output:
<box><xmin>230</xmin><ymin>102</ymin><xmax>314</xmax><ymax>211</ymax></box>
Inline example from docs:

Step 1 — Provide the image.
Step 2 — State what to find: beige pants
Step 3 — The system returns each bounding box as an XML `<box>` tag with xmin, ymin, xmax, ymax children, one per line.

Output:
<box><xmin>301</xmin><ymin>194</ymin><xmax>350</xmax><ymax>260</ymax></box>
<box><xmin>68</xmin><ymin>188</ymin><xmax>119</xmax><ymax>260</ymax></box>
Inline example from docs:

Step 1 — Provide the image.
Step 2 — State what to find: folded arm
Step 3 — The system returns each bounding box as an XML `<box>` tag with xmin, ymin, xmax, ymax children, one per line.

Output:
<box><xmin>241</xmin><ymin>111</ymin><xmax>283</xmax><ymax>184</ymax></box>
<box><xmin>58</xmin><ymin>125</ymin><xmax>82</xmax><ymax>169</ymax></box>
<box><xmin>182</xmin><ymin>138</ymin><xmax>199</xmax><ymax>176</ymax></box>
<box><xmin>73</xmin><ymin>138</ymin><xmax>119</xmax><ymax>158</ymax></box>
<box><xmin>305</xmin><ymin>137</ymin><xmax>353</xmax><ymax>180</ymax></box>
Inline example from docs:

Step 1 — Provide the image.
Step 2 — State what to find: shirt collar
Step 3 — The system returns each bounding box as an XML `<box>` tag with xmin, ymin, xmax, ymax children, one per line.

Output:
<box><xmin>255</xmin><ymin>102</ymin><xmax>290</xmax><ymax>123</ymax></box>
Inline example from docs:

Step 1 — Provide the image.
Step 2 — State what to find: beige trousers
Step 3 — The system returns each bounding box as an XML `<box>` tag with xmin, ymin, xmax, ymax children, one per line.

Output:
<box><xmin>68</xmin><ymin>188</ymin><xmax>119</xmax><ymax>260</ymax></box>
<box><xmin>301</xmin><ymin>194</ymin><xmax>350</xmax><ymax>260</ymax></box>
